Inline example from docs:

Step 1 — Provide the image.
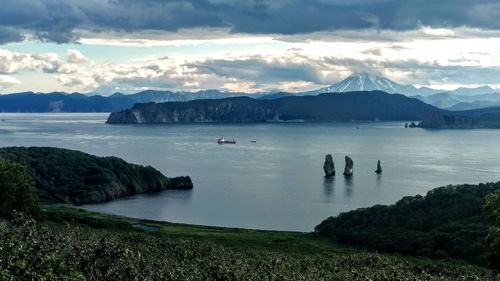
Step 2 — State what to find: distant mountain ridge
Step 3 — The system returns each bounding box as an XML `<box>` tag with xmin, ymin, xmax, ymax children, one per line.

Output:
<box><xmin>414</xmin><ymin>92</ymin><xmax>500</xmax><ymax>110</ymax></box>
<box><xmin>0</xmin><ymin>90</ymin><xmax>255</xmax><ymax>112</ymax></box>
<box><xmin>306</xmin><ymin>73</ymin><xmax>498</xmax><ymax>97</ymax></box>
<box><xmin>0</xmin><ymin>73</ymin><xmax>498</xmax><ymax>112</ymax></box>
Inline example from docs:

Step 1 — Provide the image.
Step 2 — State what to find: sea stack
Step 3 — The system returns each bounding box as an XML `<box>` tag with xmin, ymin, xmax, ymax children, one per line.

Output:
<box><xmin>375</xmin><ymin>160</ymin><xmax>382</xmax><ymax>174</ymax></box>
<box><xmin>323</xmin><ymin>154</ymin><xmax>335</xmax><ymax>177</ymax></box>
<box><xmin>343</xmin><ymin>156</ymin><xmax>353</xmax><ymax>176</ymax></box>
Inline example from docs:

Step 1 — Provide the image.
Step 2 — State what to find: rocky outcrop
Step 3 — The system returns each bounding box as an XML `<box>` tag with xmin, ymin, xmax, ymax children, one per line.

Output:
<box><xmin>323</xmin><ymin>154</ymin><xmax>335</xmax><ymax>177</ymax></box>
<box><xmin>170</xmin><ymin>176</ymin><xmax>193</xmax><ymax>190</ymax></box>
<box><xmin>343</xmin><ymin>156</ymin><xmax>353</xmax><ymax>176</ymax></box>
<box><xmin>106</xmin><ymin>108</ymin><xmax>139</xmax><ymax>124</ymax></box>
<box><xmin>375</xmin><ymin>160</ymin><xmax>382</xmax><ymax>174</ymax></box>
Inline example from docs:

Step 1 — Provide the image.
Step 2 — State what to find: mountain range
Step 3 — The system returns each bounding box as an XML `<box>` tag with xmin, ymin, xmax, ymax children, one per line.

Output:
<box><xmin>0</xmin><ymin>90</ymin><xmax>252</xmax><ymax>113</ymax></box>
<box><xmin>106</xmin><ymin>91</ymin><xmax>500</xmax><ymax>129</ymax></box>
<box><xmin>1</xmin><ymin>73</ymin><xmax>499</xmax><ymax>112</ymax></box>
<box><xmin>305</xmin><ymin>73</ymin><xmax>498</xmax><ymax>97</ymax></box>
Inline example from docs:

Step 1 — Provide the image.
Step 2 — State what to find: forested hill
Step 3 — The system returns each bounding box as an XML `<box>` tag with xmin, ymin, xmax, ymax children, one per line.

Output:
<box><xmin>315</xmin><ymin>182</ymin><xmax>500</xmax><ymax>266</ymax></box>
<box><xmin>0</xmin><ymin>147</ymin><xmax>192</xmax><ymax>204</ymax></box>
<box><xmin>106</xmin><ymin>91</ymin><xmax>440</xmax><ymax>123</ymax></box>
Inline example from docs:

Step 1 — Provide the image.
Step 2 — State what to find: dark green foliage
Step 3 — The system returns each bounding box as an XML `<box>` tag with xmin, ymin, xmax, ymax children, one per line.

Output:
<box><xmin>0</xmin><ymin>159</ymin><xmax>40</xmax><ymax>219</ymax></box>
<box><xmin>0</xmin><ymin>147</ymin><xmax>192</xmax><ymax>205</ymax></box>
<box><xmin>316</xmin><ymin>182</ymin><xmax>500</xmax><ymax>266</ymax></box>
<box><xmin>0</xmin><ymin>214</ymin><xmax>496</xmax><ymax>281</ymax></box>
<box><xmin>485</xmin><ymin>190</ymin><xmax>500</xmax><ymax>269</ymax></box>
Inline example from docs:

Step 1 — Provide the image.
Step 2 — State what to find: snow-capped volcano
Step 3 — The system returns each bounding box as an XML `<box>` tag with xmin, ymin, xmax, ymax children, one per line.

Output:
<box><xmin>305</xmin><ymin>73</ymin><xmax>499</xmax><ymax>97</ymax></box>
<box><xmin>309</xmin><ymin>73</ymin><xmax>420</xmax><ymax>95</ymax></box>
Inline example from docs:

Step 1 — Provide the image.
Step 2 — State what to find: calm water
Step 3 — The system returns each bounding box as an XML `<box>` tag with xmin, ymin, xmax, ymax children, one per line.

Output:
<box><xmin>1</xmin><ymin>113</ymin><xmax>500</xmax><ymax>232</ymax></box>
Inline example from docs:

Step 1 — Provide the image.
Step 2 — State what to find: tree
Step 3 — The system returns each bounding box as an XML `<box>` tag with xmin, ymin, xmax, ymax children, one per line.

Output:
<box><xmin>0</xmin><ymin>159</ymin><xmax>40</xmax><ymax>219</ymax></box>
<box><xmin>485</xmin><ymin>190</ymin><xmax>500</xmax><ymax>269</ymax></box>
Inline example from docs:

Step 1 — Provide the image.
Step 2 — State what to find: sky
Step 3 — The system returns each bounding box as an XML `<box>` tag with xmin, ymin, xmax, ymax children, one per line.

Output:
<box><xmin>1</xmin><ymin>0</ymin><xmax>500</xmax><ymax>95</ymax></box>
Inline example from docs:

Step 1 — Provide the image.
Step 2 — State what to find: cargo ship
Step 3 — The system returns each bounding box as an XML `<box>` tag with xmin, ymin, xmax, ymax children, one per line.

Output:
<box><xmin>217</xmin><ymin>137</ymin><xmax>236</xmax><ymax>144</ymax></box>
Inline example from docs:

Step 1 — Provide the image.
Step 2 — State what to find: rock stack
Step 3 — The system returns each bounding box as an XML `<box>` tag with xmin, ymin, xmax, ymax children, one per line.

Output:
<box><xmin>375</xmin><ymin>160</ymin><xmax>382</xmax><ymax>174</ymax></box>
<box><xmin>343</xmin><ymin>156</ymin><xmax>353</xmax><ymax>176</ymax></box>
<box><xmin>323</xmin><ymin>154</ymin><xmax>335</xmax><ymax>177</ymax></box>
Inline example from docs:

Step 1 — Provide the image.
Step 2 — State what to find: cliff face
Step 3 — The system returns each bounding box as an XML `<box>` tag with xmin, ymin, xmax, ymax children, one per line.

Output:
<box><xmin>107</xmin><ymin>91</ymin><xmax>441</xmax><ymax>124</ymax></box>
<box><xmin>106</xmin><ymin>109</ymin><xmax>139</xmax><ymax>123</ymax></box>
<box><xmin>417</xmin><ymin>111</ymin><xmax>495</xmax><ymax>129</ymax></box>
<box><xmin>107</xmin><ymin>98</ymin><xmax>282</xmax><ymax>123</ymax></box>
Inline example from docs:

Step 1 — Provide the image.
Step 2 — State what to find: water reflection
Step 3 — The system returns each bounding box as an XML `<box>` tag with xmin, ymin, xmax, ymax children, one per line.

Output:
<box><xmin>141</xmin><ymin>189</ymin><xmax>194</xmax><ymax>202</ymax></box>
<box><xmin>344</xmin><ymin>176</ymin><xmax>353</xmax><ymax>197</ymax></box>
<box><xmin>323</xmin><ymin>176</ymin><xmax>334</xmax><ymax>202</ymax></box>
<box><xmin>376</xmin><ymin>174</ymin><xmax>382</xmax><ymax>187</ymax></box>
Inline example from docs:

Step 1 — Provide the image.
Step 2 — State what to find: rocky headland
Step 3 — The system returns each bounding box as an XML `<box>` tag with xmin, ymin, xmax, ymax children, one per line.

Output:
<box><xmin>106</xmin><ymin>91</ymin><xmax>440</xmax><ymax>124</ymax></box>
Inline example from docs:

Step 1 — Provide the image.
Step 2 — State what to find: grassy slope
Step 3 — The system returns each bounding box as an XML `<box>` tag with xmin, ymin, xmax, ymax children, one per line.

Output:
<box><xmin>43</xmin><ymin>204</ymin><xmax>349</xmax><ymax>255</ymax></box>
<box><xmin>35</xmin><ymin>204</ymin><xmax>498</xmax><ymax>280</ymax></box>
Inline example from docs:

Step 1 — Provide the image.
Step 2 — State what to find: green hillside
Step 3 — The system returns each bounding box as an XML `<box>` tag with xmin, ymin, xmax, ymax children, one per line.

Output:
<box><xmin>0</xmin><ymin>147</ymin><xmax>192</xmax><ymax>205</ymax></box>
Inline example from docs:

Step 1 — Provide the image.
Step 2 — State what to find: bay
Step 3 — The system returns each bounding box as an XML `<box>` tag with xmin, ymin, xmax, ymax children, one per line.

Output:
<box><xmin>1</xmin><ymin>113</ymin><xmax>499</xmax><ymax>231</ymax></box>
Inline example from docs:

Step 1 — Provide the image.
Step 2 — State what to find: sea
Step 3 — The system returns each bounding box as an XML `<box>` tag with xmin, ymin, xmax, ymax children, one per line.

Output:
<box><xmin>1</xmin><ymin>113</ymin><xmax>499</xmax><ymax>232</ymax></box>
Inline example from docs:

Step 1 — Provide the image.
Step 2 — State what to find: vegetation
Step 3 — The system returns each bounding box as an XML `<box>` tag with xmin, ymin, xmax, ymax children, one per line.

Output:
<box><xmin>485</xmin><ymin>190</ymin><xmax>500</xmax><ymax>269</ymax></box>
<box><xmin>0</xmin><ymin>207</ymin><xmax>496</xmax><ymax>281</ymax></box>
<box><xmin>316</xmin><ymin>182</ymin><xmax>500</xmax><ymax>266</ymax></box>
<box><xmin>0</xmin><ymin>148</ymin><xmax>498</xmax><ymax>279</ymax></box>
<box><xmin>0</xmin><ymin>147</ymin><xmax>192</xmax><ymax>205</ymax></box>
<box><xmin>0</xmin><ymin>159</ymin><xmax>40</xmax><ymax>219</ymax></box>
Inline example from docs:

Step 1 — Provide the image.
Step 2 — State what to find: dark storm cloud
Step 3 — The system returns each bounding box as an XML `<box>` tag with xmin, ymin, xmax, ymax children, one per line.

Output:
<box><xmin>0</xmin><ymin>27</ymin><xmax>25</xmax><ymax>44</ymax></box>
<box><xmin>190</xmin><ymin>57</ymin><xmax>327</xmax><ymax>84</ymax></box>
<box><xmin>188</xmin><ymin>55</ymin><xmax>500</xmax><ymax>87</ymax></box>
<box><xmin>1</xmin><ymin>0</ymin><xmax>500</xmax><ymax>44</ymax></box>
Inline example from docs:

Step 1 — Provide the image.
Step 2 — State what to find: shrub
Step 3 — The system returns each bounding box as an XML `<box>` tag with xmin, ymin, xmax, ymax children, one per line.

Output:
<box><xmin>0</xmin><ymin>159</ymin><xmax>40</xmax><ymax>219</ymax></box>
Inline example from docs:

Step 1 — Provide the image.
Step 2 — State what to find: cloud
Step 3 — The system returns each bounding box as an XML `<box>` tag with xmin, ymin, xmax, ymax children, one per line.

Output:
<box><xmin>4</xmin><ymin>36</ymin><xmax>500</xmax><ymax>94</ymax></box>
<box><xmin>66</xmin><ymin>49</ymin><xmax>89</xmax><ymax>64</ymax></box>
<box><xmin>0</xmin><ymin>75</ymin><xmax>20</xmax><ymax>89</ymax></box>
<box><xmin>53</xmin><ymin>56</ymin><xmax>219</xmax><ymax>93</ymax></box>
<box><xmin>190</xmin><ymin>56</ymin><xmax>331</xmax><ymax>84</ymax></box>
<box><xmin>1</xmin><ymin>0</ymin><xmax>500</xmax><ymax>44</ymax></box>
<box><xmin>362</xmin><ymin>48</ymin><xmax>382</xmax><ymax>56</ymax></box>
<box><xmin>0</xmin><ymin>27</ymin><xmax>25</xmax><ymax>44</ymax></box>
<box><xmin>0</xmin><ymin>49</ymin><xmax>63</xmax><ymax>74</ymax></box>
